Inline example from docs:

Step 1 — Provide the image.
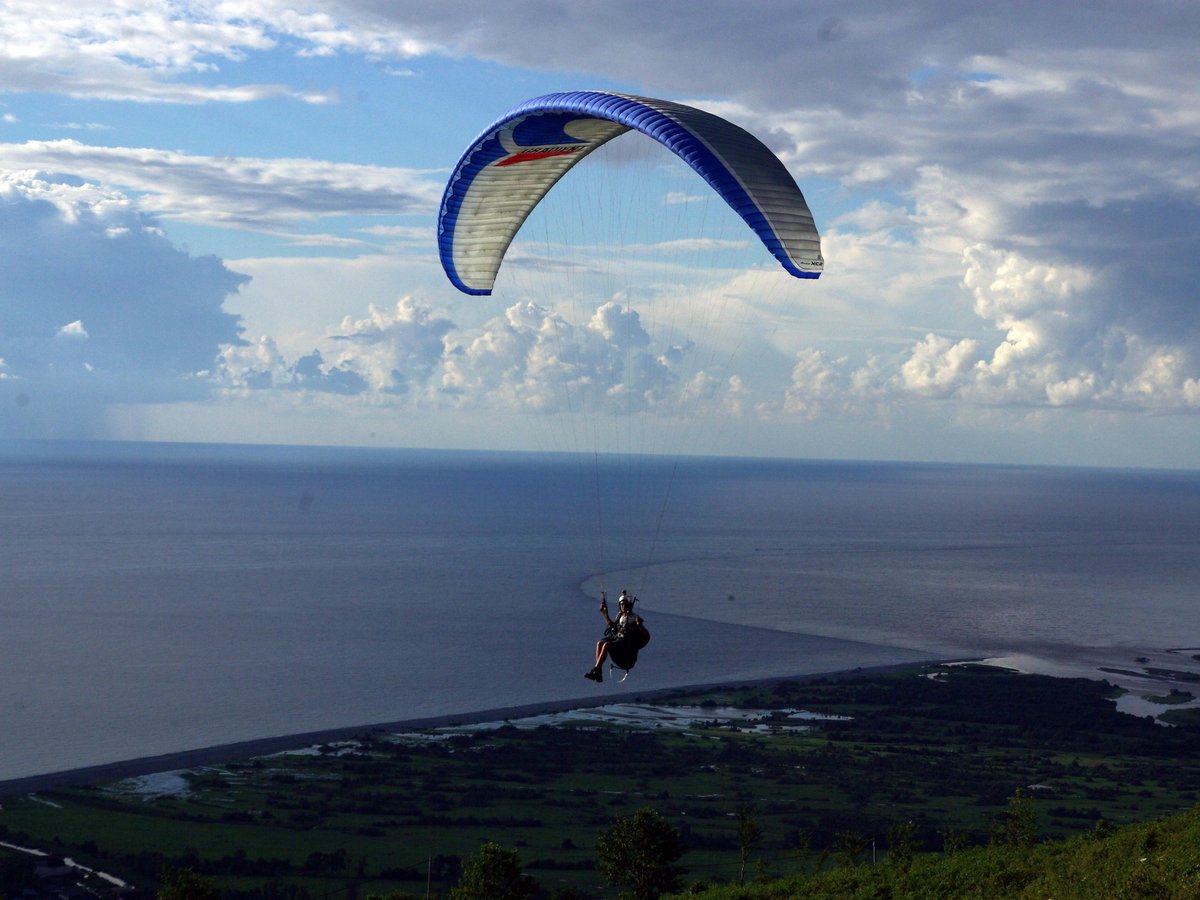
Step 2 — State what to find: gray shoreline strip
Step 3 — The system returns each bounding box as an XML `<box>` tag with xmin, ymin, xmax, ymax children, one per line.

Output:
<box><xmin>0</xmin><ymin>660</ymin><xmax>951</xmax><ymax>797</ymax></box>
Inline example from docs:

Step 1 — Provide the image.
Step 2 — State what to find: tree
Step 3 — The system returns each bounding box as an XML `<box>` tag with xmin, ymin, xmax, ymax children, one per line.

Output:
<box><xmin>941</xmin><ymin>827</ymin><xmax>972</xmax><ymax>854</ymax></box>
<box><xmin>157</xmin><ymin>866</ymin><xmax>220</xmax><ymax>900</ymax></box>
<box><xmin>596</xmin><ymin>807</ymin><xmax>687</xmax><ymax>900</ymax></box>
<box><xmin>885</xmin><ymin>820</ymin><xmax>919</xmax><ymax>871</ymax></box>
<box><xmin>997</xmin><ymin>788</ymin><xmax>1039</xmax><ymax>849</ymax></box>
<box><xmin>736</xmin><ymin>803</ymin><xmax>763</xmax><ymax>884</ymax></box>
<box><xmin>833</xmin><ymin>830</ymin><xmax>866</xmax><ymax>868</ymax></box>
<box><xmin>787</xmin><ymin>827</ymin><xmax>816</xmax><ymax>874</ymax></box>
<box><xmin>447</xmin><ymin>843</ymin><xmax>538</xmax><ymax>900</ymax></box>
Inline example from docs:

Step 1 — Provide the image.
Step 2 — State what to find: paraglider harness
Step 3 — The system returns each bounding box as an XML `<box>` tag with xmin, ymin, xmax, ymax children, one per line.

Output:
<box><xmin>602</xmin><ymin>594</ymin><xmax>651</xmax><ymax>680</ymax></box>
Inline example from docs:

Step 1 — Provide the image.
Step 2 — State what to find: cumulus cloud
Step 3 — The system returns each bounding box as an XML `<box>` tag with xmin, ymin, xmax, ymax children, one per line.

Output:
<box><xmin>0</xmin><ymin>172</ymin><xmax>246</xmax><ymax>411</ymax></box>
<box><xmin>964</xmin><ymin>245</ymin><xmax>1200</xmax><ymax>411</ymax></box>
<box><xmin>331</xmin><ymin>297</ymin><xmax>455</xmax><ymax>395</ymax></box>
<box><xmin>778</xmin><ymin>240</ymin><xmax>1200</xmax><ymax>418</ymax></box>
<box><xmin>211</xmin><ymin>295</ymin><xmax>725</xmax><ymax>419</ymax></box>
<box><xmin>782</xmin><ymin>348</ymin><xmax>844</xmax><ymax>419</ymax></box>
<box><xmin>55</xmin><ymin>319</ymin><xmax>89</xmax><ymax>340</ymax></box>
<box><xmin>222</xmin><ymin>180</ymin><xmax>1191</xmax><ymax>428</ymax></box>
<box><xmin>216</xmin><ymin>338</ymin><xmax>368</xmax><ymax>395</ymax></box>
<box><xmin>898</xmin><ymin>334</ymin><xmax>980</xmax><ymax>399</ymax></box>
<box><xmin>452</xmin><ymin>299</ymin><xmax>694</xmax><ymax>414</ymax></box>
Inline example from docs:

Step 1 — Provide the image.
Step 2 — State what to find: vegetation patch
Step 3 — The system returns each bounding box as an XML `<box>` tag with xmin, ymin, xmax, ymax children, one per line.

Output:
<box><xmin>1</xmin><ymin>665</ymin><xmax>1199</xmax><ymax>898</ymax></box>
<box><xmin>1145</xmin><ymin>688</ymin><xmax>1195</xmax><ymax>705</ymax></box>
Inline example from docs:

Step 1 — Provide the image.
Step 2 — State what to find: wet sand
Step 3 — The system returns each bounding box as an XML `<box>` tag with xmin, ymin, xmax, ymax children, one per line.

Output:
<box><xmin>0</xmin><ymin>660</ymin><xmax>947</xmax><ymax>797</ymax></box>
<box><xmin>980</xmin><ymin>645</ymin><xmax>1200</xmax><ymax>719</ymax></box>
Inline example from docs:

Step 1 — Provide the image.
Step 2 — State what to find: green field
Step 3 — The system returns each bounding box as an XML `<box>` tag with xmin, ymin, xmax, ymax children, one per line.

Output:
<box><xmin>3</xmin><ymin>665</ymin><xmax>1199</xmax><ymax>898</ymax></box>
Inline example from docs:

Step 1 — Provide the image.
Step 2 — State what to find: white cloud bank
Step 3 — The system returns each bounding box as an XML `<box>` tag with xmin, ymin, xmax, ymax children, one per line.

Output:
<box><xmin>215</xmin><ymin>294</ymin><xmax>706</xmax><ymax>419</ymax></box>
<box><xmin>777</xmin><ymin>239</ymin><xmax>1200</xmax><ymax>421</ymax></box>
<box><xmin>6</xmin><ymin>164</ymin><xmax>1195</xmax><ymax>449</ymax></box>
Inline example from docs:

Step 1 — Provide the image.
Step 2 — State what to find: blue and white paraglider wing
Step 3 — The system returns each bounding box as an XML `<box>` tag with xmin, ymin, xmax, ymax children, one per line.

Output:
<box><xmin>438</xmin><ymin>91</ymin><xmax>823</xmax><ymax>295</ymax></box>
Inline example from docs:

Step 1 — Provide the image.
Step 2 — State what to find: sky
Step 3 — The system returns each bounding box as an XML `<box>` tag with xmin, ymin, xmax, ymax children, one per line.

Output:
<box><xmin>0</xmin><ymin>1</ymin><xmax>1198</xmax><ymax>469</ymax></box>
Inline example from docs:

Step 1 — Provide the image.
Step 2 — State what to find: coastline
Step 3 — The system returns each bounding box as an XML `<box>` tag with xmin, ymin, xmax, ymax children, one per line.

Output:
<box><xmin>9</xmin><ymin>647</ymin><xmax>1199</xmax><ymax>799</ymax></box>
<box><xmin>0</xmin><ymin>659</ymin><xmax>950</xmax><ymax>798</ymax></box>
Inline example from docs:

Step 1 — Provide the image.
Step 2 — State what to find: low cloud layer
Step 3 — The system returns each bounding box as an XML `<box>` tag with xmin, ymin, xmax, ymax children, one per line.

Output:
<box><xmin>216</xmin><ymin>295</ymin><xmax>707</xmax><ymax>418</ymax></box>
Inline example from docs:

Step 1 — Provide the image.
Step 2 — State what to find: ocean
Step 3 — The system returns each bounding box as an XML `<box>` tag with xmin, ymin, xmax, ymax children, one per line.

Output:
<box><xmin>2</xmin><ymin>441</ymin><xmax>1199</xmax><ymax>783</ymax></box>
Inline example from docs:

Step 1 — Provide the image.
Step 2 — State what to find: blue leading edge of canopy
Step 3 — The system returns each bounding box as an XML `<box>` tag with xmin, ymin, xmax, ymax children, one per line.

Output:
<box><xmin>438</xmin><ymin>90</ymin><xmax>820</xmax><ymax>295</ymax></box>
<box><xmin>508</xmin><ymin>113</ymin><xmax>587</xmax><ymax>148</ymax></box>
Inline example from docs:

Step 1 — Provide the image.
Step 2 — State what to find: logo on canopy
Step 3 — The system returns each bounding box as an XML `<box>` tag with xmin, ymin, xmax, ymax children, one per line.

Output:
<box><xmin>496</xmin><ymin>146</ymin><xmax>585</xmax><ymax>167</ymax></box>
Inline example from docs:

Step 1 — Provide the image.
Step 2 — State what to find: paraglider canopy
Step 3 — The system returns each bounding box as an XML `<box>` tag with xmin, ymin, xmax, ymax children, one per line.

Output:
<box><xmin>438</xmin><ymin>90</ymin><xmax>823</xmax><ymax>295</ymax></box>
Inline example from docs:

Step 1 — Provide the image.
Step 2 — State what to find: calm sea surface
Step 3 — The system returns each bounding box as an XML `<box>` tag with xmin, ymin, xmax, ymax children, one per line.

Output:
<box><xmin>2</xmin><ymin>441</ymin><xmax>1199</xmax><ymax>781</ymax></box>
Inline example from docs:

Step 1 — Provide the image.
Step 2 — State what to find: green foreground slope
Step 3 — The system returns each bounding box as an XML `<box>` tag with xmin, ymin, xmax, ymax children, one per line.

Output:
<box><xmin>677</xmin><ymin>804</ymin><xmax>1200</xmax><ymax>899</ymax></box>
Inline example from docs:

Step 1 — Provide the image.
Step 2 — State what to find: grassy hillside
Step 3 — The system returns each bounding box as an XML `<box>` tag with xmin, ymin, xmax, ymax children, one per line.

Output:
<box><xmin>3</xmin><ymin>664</ymin><xmax>1199</xmax><ymax>897</ymax></box>
<box><xmin>673</xmin><ymin>803</ymin><xmax>1200</xmax><ymax>899</ymax></box>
